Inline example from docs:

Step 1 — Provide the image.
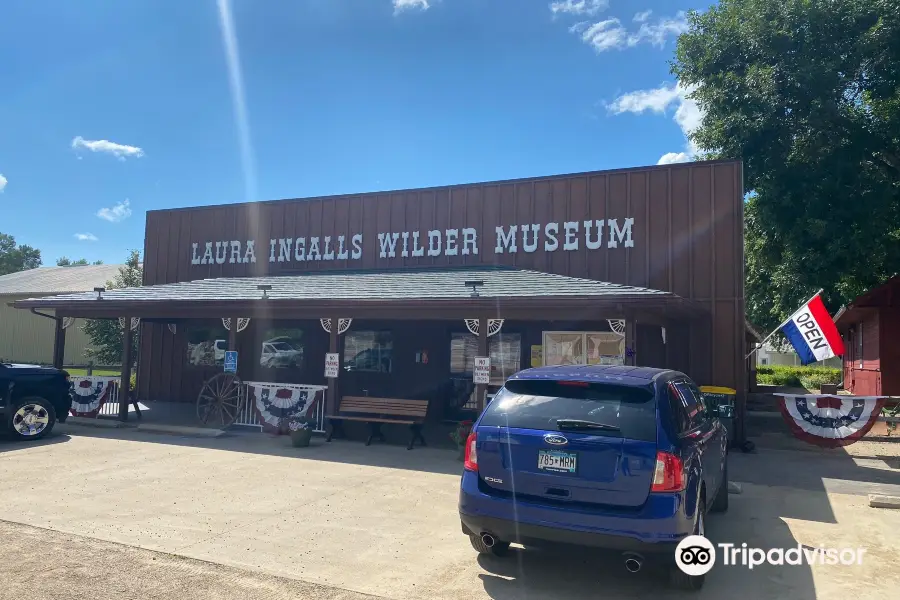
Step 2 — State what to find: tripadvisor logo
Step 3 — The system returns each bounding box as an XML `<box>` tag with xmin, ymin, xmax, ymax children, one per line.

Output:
<box><xmin>675</xmin><ymin>535</ymin><xmax>866</xmax><ymax>575</ymax></box>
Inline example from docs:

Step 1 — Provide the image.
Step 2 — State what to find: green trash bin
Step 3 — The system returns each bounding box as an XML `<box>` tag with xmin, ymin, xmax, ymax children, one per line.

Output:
<box><xmin>700</xmin><ymin>386</ymin><xmax>736</xmax><ymax>444</ymax></box>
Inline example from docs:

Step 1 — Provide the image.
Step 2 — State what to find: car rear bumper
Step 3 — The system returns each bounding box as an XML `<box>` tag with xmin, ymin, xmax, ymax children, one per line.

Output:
<box><xmin>460</xmin><ymin>512</ymin><xmax>678</xmax><ymax>554</ymax></box>
<box><xmin>459</xmin><ymin>471</ymin><xmax>696</xmax><ymax>551</ymax></box>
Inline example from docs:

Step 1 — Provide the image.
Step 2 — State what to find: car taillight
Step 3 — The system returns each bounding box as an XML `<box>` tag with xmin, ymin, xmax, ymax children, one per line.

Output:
<box><xmin>651</xmin><ymin>451</ymin><xmax>685</xmax><ymax>492</ymax></box>
<box><xmin>463</xmin><ymin>432</ymin><xmax>478</xmax><ymax>472</ymax></box>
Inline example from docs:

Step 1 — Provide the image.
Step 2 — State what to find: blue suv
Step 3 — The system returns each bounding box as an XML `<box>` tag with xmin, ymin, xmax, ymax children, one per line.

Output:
<box><xmin>458</xmin><ymin>365</ymin><xmax>729</xmax><ymax>590</ymax></box>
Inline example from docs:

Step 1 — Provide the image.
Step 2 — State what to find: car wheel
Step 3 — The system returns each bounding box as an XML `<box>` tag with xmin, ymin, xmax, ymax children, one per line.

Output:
<box><xmin>669</xmin><ymin>498</ymin><xmax>706</xmax><ymax>591</ymax></box>
<box><xmin>710</xmin><ymin>463</ymin><xmax>729</xmax><ymax>513</ymax></box>
<box><xmin>469</xmin><ymin>534</ymin><xmax>511</xmax><ymax>557</ymax></box>
<box><xmin>9</xmin><ymin>397</ymin><xmax>57</xmax><ymax>441</ymax></box>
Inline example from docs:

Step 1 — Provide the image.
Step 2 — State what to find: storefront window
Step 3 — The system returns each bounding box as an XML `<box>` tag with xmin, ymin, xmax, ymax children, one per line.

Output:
<box><xmin>186</xmin><ymin>324</ymin><xmax>229</xmax><ymax>366</ymax></box>
<box><xmin>543</xmin><ymin>331</ymin><xmax>624</xmax><ymax>366</ymax></box>
<box><xmin>343</xmin><ymin>331</ymin><xmax>393</xmax><ymax>373</ymax></box>
<box><xmin>259</xmin><ymin>328</ymin><xmax>304</xmax><ymax>370</ymax></box>
<box><xmin>450</xmin><ymin>333</ymin><xmax>522</xmax><ymax>385</ymax></box>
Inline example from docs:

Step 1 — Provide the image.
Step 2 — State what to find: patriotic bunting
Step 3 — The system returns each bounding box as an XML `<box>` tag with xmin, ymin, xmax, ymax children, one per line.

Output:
<box><xmin>247</xmin><ymin>383</ymin><xmax>324</xmax><ymax>434</ymax></box>
<box><xmin>776</xmin><ymin>394</ymin><xmax>887</xmax><ymax>448</ymax></box>
<box><xmin>69</xmin><ymin>376</ymin><xmax>117</xmax><ymax>417</ymax></box>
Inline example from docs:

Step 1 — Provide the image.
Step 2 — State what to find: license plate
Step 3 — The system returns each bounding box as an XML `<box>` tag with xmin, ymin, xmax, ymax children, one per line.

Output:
<box><xmin>538</xmin><ymin>449</ymin><xmax>577</xmax><ymax>473</ymax></box>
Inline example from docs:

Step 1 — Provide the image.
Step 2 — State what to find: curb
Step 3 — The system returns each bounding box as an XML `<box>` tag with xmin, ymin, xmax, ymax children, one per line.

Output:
<box><xmin>136</xmin><ymin>424</ymin><xmax>226</xmax><ymax>438</ymax></box>
<box><xmin>63</xmin><ymin>417</ymin><xmax>128</xmax><ymax>429</ymax></box>
<box><xmin>868</xmin><ymin>494</ymin><xmax>900</xmax><ymax>509</ymax></box>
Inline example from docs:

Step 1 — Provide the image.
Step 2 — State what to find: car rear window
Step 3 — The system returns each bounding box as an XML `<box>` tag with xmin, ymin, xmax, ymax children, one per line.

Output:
<box><xmin>480</xmin><ymin>379</ymin><xmax>657</xmax><ymax>442</ymax></box>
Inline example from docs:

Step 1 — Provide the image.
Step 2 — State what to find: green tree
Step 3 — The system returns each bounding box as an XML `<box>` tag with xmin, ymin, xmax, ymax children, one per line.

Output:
<box><xmin>56</xmin><ymin>257</ymin><xmax>103</xmax><ymax>266</ymax></box>
<box><xmin>82</xmin><ymin>250</ymin><xmax>143</xmax><ymax>365</ymax></box>
<box><xmin>0</xmin><ymin>232</ymin><xmax>42</xmax><ymax>275</ymax></box>
<box><xmin>672</xmin><ymin>0</ymin><xmax>900</xmax><ymax>331</ymax></box>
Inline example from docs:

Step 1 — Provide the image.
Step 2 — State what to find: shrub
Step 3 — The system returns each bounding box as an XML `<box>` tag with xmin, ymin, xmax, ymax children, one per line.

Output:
<box><xmin>756</xmin><ymin>365</ymin><xmax>841</xmax><ymax>389</ymax></box>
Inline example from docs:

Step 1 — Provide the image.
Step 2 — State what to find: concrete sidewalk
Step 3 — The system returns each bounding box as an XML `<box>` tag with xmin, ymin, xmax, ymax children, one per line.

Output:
<box><xmin>2</xmin><ymin>427</ymin><xmax>899</xmax><ymax>599</ymax></box>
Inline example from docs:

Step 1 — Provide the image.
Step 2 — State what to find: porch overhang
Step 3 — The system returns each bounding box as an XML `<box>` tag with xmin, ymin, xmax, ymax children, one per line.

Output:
<box><xmin>11</xmin><ymin>267</ymin><xmax>707</xmax><ymax>322</ymax></box>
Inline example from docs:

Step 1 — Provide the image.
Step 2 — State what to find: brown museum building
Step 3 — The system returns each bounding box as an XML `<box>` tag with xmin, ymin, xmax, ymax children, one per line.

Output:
<box><xmin>15</xmin><ymin>160</ymin><xmax>749</xmax><ymax>438</ymax></box>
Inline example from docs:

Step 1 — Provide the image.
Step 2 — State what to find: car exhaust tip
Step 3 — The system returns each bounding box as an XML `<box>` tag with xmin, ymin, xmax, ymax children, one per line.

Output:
<box><xmin>480</xmin><ymin>533</ymin><xmax>496</xmax><ymax>548</ymax></box>
<box><xmin>623</xmin><ymin>552</ymin><xmax>643</xmax><ymax>573</ymax></box>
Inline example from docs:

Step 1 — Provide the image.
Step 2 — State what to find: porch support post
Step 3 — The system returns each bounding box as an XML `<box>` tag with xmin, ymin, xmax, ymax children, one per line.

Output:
<box><xmin>119</xmin><ymin>317</ymin><xmax>133</xmax><ymax>422</ymax></box>
<box><xmin>327</xmin><ymin>315</ymin><xmax>340</xmax><ymax>416</ymax></box>
<box><xmin>476</xmin><ymin>316</ymin><xmax>488</xmax><ymax>412</ymax></box>
<box><xmin>52</xmin><ymin>317</ymin><xmax>66</xmax><ymax>370</ymax></box>
<box><xmin>228</xmin><ymin>316</ymin><xmax>239</xmax><ymax>351</ymax></box>
<box><xmin>625</xmin><ymin>317</ymin><xmax>636</xmax><ymax>366</ymax></box>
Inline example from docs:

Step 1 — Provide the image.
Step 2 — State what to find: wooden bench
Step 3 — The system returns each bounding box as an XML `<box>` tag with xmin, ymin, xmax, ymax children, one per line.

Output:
<box><xmin>326</xmin><ymin>396</ymin><xmax>429</xmax><ymax>450</ymax></box>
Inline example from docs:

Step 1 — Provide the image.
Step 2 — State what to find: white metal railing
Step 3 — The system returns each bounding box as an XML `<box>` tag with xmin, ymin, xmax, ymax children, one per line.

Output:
<box><xmin>236</xmin><ymin>382</ymin><xmax>328</xmax><ymax>433</ymax></box>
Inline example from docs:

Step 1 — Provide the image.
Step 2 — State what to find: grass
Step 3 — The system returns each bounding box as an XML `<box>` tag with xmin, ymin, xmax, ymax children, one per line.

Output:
<box><xmin>756</xmin><ymin>365</ymin><xmax>841</xmax><ymax>389</ymax></box>
<box><xmin>65</xmin><ymin>368</ymin><xmax>121</xmax><ymax>377</ymax></box>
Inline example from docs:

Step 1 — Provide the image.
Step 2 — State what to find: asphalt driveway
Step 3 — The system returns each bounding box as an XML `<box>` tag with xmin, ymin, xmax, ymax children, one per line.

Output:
<box><xmin>1</xmin><ymin>426</ymin><xmax>899</xmax><ymax>599</ymax></box>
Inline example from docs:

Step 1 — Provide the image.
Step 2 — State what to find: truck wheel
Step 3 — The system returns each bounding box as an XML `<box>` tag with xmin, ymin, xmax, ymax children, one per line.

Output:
<box><xmin>9</xmin><ymin>397</ymin><xmax>56</xmax><ymax>441</ymax></box>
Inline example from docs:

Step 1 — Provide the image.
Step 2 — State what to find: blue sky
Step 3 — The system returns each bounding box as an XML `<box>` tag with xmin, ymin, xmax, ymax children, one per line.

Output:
<box><xmin>0</xmin><ymin>0</ymin><xmax>709</xmax><ymax>265</ymax></box>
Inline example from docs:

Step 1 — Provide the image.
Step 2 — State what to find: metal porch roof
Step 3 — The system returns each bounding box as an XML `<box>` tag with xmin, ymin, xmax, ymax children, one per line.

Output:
<box><xmin>10</xmin><ymin>267</ymin><xmax>703</xmax><ymax>320</ymax></box>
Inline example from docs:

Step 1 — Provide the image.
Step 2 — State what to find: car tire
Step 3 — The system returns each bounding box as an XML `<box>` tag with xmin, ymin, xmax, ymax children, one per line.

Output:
<box><xmin>710</xmin><ymin>464</ymin><xmax>729</xmax><ymax>514</ymax></box>
<box><xmin>669</xmin><ymin>497</ymin><xmax>706</xmax><ymax>591</ymax></box>
<box><xmin>8</xmin><ymin>397</ymin><xmax>57</xmax><ymax>441</ymax></box>
<box><xmin>469</xmin><ymin>534</ymin><xmax>511</xmax><ymax>557</ymax></box>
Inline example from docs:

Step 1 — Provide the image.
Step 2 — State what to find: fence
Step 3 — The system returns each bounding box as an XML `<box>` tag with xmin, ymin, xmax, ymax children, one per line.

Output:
<box><xmin>67</xmin><ymin>376</ymin><xmax>122</xmax><ymax>418</ymax></box>
<box><xmin>235</xmin><ymin>382</ymin><xmax>328</xmax><ymax>433</ymax></box>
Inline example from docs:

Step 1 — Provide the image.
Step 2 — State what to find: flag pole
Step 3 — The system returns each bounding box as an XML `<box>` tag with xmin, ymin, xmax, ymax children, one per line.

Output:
<box><xmin>745</xmin><ymin>289</ymin><xmax>824</xmax><ymax>360</ymax></box>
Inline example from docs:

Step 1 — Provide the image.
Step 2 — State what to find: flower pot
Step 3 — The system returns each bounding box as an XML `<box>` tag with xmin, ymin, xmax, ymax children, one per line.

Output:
<box><xmin>290</xmin><ymin>428</ymin><xmax>313</xmax><ymax>447</ymax></box>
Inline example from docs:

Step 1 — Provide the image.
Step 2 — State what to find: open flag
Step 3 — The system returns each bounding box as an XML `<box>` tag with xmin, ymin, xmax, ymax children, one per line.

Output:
<box><xmin>780</xmin><ymin>294</ymin><xmax>845</xmax><ymax>365</ymax></box>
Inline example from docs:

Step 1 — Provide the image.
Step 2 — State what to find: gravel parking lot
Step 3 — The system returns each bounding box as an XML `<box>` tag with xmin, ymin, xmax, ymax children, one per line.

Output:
<box><xmin>1</xmin><ymin>426</ymin><xmax>899</xmax><ymax>599</ymax></box>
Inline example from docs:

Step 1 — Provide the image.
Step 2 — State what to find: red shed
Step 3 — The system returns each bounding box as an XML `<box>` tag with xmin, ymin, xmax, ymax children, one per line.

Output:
<box><xmin>835</xmin><ymin>276</ymin><xmax>900</xmax><ymax>396</ymax></box>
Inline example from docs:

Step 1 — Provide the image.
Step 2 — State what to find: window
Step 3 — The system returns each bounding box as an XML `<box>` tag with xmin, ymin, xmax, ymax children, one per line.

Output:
<box><xmin>343</xmin><ymin>331</ymin><xmax>393</xmax><ymax>373</ymax></box>
<box><xmin>259</xmin><ymin>328</ymin><xmax>304</xmax><ymax>370</ymax></box>
<box><xmin>186</xmin><ymin>324</ymin><xmax>229</xmax><ymax>366</ymax></box>
<box><xmin>481</xmin><ymin>380</ymin><xmax>657</xmax><ymax>442</ymax></box>
<box><xmin>542</xmin><ymin>331</ymin><xmax>624</xmax><ymax>366</ymax></box>
<box><xmin>669</xmin><ymin>380</ymin><xmax>707</xmax><ymax>432</ymax></box>
<box><xmin>857</xmin><ymin>327</ymin><xmax>863</xmax><ymax>368</ymax></box>
<box><xmin>450</xmin><ymin>333</ymin><xmax>522</xmax><ymax>385</ymax></box>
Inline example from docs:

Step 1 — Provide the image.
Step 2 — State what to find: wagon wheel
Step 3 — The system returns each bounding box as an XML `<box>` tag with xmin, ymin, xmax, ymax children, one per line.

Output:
<box><xmin>197</xmin><ymin>373</ymin><xmax>243</xmax><ymax>426</ymax></box>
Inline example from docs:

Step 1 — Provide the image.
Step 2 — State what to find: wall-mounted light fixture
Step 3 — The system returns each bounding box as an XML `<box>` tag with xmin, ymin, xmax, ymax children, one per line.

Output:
<box><xmin>257</xmin><ymin>284</ymin><xmax>273</xmax><ymax>299</ymax></box>
<box><xmin>94</xmin><ymin>287</ymin><xmax>105</xmax><ymax>300</ymax></box>
<box><xmin>464</xmin><ymin>280</ymin><xmax>485</xmax><ymax>298</ymax></box>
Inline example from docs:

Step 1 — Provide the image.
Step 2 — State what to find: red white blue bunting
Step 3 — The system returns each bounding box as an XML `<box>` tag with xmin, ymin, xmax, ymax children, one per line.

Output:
<box><xmin>69</xmin><ymin>376</ymin><xmax>117</xmax><ymax>417</ymax></box>
<box><xmin>776</xmin><ymin>394</ymin><xmax>887</xmax><ymax>448</ymax></box>
<box><xmin>247</xmin><ymin>383</ymin><xmax>325</xmax><ymax>434</ymax></box>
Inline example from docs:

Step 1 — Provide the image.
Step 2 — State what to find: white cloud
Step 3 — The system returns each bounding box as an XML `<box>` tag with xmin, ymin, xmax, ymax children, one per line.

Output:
<box><xmin>96</xmin><ymin>199</ymin><xmax>133</xmax><ymax>222</ymax></box>
<box><xmin>393</xmin><ymin>0</ymin><xmax>429</xmax><ymax>13</ymax></box>
<box><xmin>0</xmin><ymin>174</ymin><xmax>6</xmax><ymax>193</ymax></box>
<box><xmin>633</xmin><ymin>9</ymin><xmax>653</xmax><ymax>23</ymax></box>
<box><xmin>570</xmin><ymin>11</ymin><xmax>688</xmax><ymax>52</ymax></box>
<box><xmin>657</xmin><ymin>152</ymin><xmax>691</xmax><ymax>165</ymax></box>
<box><xmin>71</xmin><ymin>136</ymin><xmax>144</xmax><ymax>160</ymax></box>
<box><xmin>74</xmin><ymin>233</ymin><xmax>99</xmax><ymax>241</ymax></box>
<box><xmin>573</xmin><ymin>18</ymin><xmax>628</xmax><ymax>52</ymax></box>
<box><xmin>607</xmin><ymin>82</ymin><xmax>705</xmax><ymax>163</ymax></box>
<box><xmin>632</xmin><ymin>11</ymin><xmax>689</xmax><ymax>47</ymax></box>
<box><xmin>550</xmin><ymin>0</ymin><xmax>609</xmax><ymax>16</ymax></box>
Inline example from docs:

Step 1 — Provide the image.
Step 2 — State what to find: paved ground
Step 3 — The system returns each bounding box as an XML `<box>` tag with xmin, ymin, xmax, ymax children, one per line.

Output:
<box><xmin>1</xmin><ymin>425</ymin><xmax>900</xmax><ymax>599</ymax></box>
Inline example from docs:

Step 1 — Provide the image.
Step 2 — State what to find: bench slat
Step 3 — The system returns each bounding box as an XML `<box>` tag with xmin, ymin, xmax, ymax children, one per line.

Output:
<box><xmin>329</xmin><ymin>416</ymin><xmax>414</xmax><ymax>424</ymax></box>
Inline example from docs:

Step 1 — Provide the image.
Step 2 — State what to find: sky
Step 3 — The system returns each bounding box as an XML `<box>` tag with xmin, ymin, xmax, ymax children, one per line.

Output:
<box><xmin>0</xmin><ymin>0</ymin><xmax>710</xmax><ymax>265</ymax></box>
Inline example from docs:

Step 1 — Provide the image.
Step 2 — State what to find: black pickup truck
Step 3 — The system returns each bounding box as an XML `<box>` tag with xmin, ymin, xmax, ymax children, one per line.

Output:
<box><xmin>0</xmin><ymin>363</ymin><xmax>72</xmax><ymax>441</ymax></box>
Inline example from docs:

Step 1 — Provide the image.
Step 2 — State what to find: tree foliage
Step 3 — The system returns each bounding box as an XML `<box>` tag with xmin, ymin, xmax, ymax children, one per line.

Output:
<box><xmin>672</xmin><ymin>0</ymin><xmax>900</xmax><ymax>331</ymax></box>
<box><xmin>0</xmin><ymin>232</ymin><xmax>41</xmax><ymax>275</ymax></box>
<box><xmin>82</xmin><ymin>250</ymin><xmax>143</xmax><ymax>365</ymax></box>
<box><xmin>57</xmin><ymin>257</ymin><xmax>103</xmax><ymax>266</ymax></box>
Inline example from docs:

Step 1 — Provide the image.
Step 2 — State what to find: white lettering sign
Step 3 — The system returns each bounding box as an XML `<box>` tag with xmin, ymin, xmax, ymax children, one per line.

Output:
<box><xmin>188</xmin><ymin>218</ymin><xmax>635</xmax><ymax>267</ymax></box>
<box><xmin>474</xmin><ymin>357</ymin><xmax>491</xmax><ymax>385</ymax></box>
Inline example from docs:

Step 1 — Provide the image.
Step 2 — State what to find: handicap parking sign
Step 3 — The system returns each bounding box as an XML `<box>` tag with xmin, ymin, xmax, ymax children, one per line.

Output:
<box><xmin>224</xmin><ymin>351</ymin><xmax>238</xmax><ymax>373</ymax></box>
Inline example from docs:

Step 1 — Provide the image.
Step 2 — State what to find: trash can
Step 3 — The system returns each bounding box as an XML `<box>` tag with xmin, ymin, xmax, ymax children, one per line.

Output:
<box><xmin>700</xmin><ymin>386</ymin><xmax>736</xmax><ymax>444</ymax></box>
